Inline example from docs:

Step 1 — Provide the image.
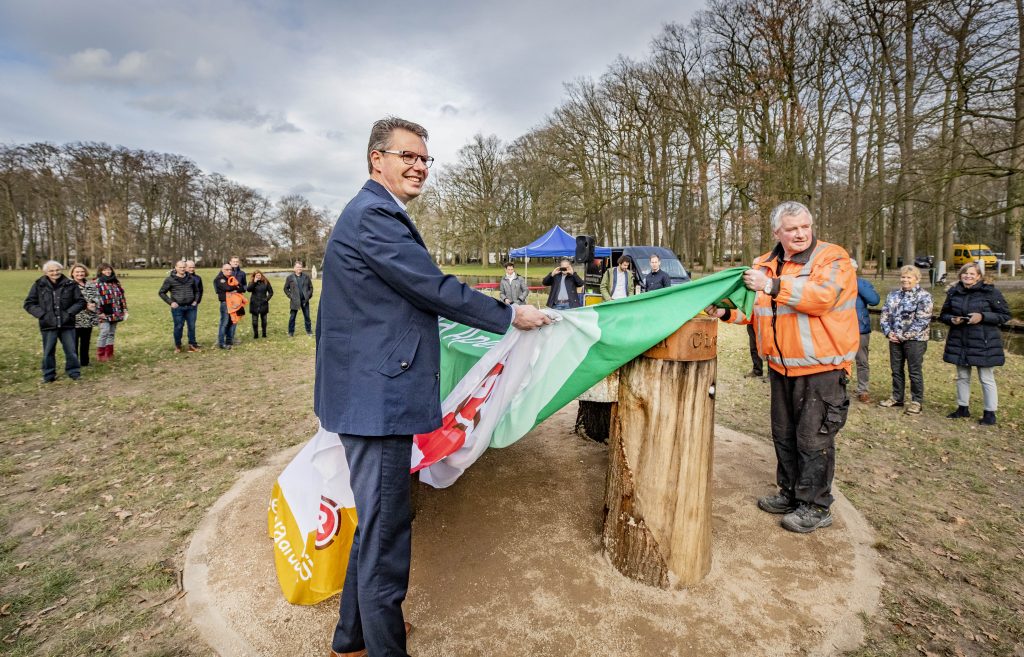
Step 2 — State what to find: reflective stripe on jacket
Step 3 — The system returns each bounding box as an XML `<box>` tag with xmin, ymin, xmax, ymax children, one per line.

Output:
<box><xmin>727</xmin><ymin>238</ymin><xmax>858</xmax><ymax>376</ymax></box>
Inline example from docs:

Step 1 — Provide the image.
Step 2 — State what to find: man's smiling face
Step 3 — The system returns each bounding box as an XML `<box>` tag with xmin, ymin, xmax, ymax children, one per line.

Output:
<box><xmin>370</xmin><ymin>128</ymin><xmax>429</xmax><ymax>204</ymax></box>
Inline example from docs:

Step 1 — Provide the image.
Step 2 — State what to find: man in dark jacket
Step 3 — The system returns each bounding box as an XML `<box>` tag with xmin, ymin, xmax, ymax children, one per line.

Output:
<box><xmin>542</xmin><ymin>258</ymin><xmax>584</xmax><ymax>309</ymax></box>
<box><xmin>24</xmin><ymin>260</ymin><xmax>86</xmax><ymax>382</ymax></box>
<box><xmin>229</xmin><ymin>256</ymin><xmax>247</xmax><ymax>290</ymax></box>
<box><xmin>159</xmin><ymin>260</ymin><xmax>200</xmax><ymax>352</ymax></box>
<box><xmin>213</xmin><ymin>263</ymin><xmax>244</xmax><ymax>349</ymax></box>
<box><xmin>317</xmin><ymin>117</ymin><xmax>549</xmax><ymax>657</ymax></box>
<box><xmin>284</xmin><ymin>261</ymin><xmax>314</xmax><ymax>336</ymax></box>
<box><xmin>643</xmin><ymin>254</ymin><xmax>672</xmax><ymax>292</ymax></box>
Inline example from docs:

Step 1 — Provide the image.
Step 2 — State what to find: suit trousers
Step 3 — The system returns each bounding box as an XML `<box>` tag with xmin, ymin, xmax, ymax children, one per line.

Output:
<box><xmin>332</xmin><ymin>434</ymin><xmax>412</xmax><ymax>657</ymax></box>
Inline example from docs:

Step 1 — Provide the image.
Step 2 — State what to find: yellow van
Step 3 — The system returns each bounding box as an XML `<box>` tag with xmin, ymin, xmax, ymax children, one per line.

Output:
<box><xmin>952</xmin><ymin>244</ymin><xmax>997</xmax><ymax>268</ymax></box>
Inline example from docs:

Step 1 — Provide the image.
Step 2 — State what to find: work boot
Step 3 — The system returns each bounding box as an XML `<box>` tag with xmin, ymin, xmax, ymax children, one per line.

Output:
<box><xmin>96</xmin><ymin>347</ymin><xmax>107</xmax><ymax>362</ymax></box>
<box><xmin>107</xmin><ymin>345</ymin><xmax>115</xmax><ymax>360</ymax></box>
<box><xmin>781</xmin><ymin>504</ymin><xmax>833</xmax><ymax>533</ymax></box>
<box><xmin>743</xmin><ymin>370</ymin><xmax>763</xmax><ymax>379</ymax></box>
<box><xmin>978</xmin><ymin>411</ymin><xmax>997</xmax><ymax>426</ymax></box>
<box><xmin>757</xmin><ymin>492</ymin><xmax>798</xmax><ymax>514</ymax></box>
<box><xmin>946</xmin><ymin>406</ymin><xmax>971</xmax><ymax>419</ymax></box>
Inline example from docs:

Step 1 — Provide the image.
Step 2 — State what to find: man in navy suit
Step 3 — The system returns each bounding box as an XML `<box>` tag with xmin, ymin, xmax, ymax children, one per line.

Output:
<box><xmin>319</xmin><ymin>117</ymin><xmax>550</xmax><ymax>657</ymax></box>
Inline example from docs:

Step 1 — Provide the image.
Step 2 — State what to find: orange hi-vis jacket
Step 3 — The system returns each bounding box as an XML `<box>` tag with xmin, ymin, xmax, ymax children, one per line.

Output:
<box><xmin>726</xmin><ymin>237</ymin><xmax>859</xmax><ymax>377</ymax></box>
<box><xmin>225</xmin><ymin>276</ymin><xmax>248</xmax><ymax>324</ymax></box>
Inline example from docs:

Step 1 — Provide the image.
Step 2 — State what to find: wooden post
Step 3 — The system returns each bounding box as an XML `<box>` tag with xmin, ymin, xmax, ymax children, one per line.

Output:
<box><xmin>602</xmin><ymin>317</ymin><xmax>718</xmax><ymax>588</ymax></box>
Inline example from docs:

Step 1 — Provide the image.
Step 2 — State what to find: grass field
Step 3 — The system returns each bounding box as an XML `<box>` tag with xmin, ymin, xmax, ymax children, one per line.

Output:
<box><xmin>0</xmin><ymin>268</ymin><xmax>1022</xmax><ymax>655</ymax></box>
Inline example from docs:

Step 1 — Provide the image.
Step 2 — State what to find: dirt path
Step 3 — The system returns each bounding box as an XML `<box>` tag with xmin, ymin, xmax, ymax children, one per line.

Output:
<box><xmin>186</xmin><ymin>405</ymin><xmax>881</xmax><ymax>657</ymax></box>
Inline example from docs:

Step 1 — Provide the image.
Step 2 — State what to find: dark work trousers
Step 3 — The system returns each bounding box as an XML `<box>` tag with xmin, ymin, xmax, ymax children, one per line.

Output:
<box><xmin>888</xmin><ymin>340</ymin><xmax>927</xmax><ymax>404</ymax></box>
<box><xmin>768</xmin><ymin>368</ymin><xmax>849</xmax><ymax>508</ymax></box>
<box><xmin>251</xmin><ymin>312</ymin><xmax>267</xmax><ymax>338</ymax></box>
<box><xmin>747</xmin><ymin>324</ymin><xmax>763</xmax><ymax>375</ymax></box>
<box><xmin>289</xmin><ymin>304</ymin><xmax>311</xmax><ymax>335</ymax></box>
<box><xmin>332</xmin><ymin>434</ymin><xmax>412</xmax><ymax>657</ymax></box>
<box><xmin>75</xmin><ymin>327</ymin><xmax>92</xmax><ymax>366</ymax></box>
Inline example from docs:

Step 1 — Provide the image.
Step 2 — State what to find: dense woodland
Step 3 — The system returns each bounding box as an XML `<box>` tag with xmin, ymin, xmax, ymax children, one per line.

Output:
<box><xmin>416</xmin><ymin>0</ymin><xmax>1024</xmax><ymax>274</ymax></box>
<box><xmin>3</xmin><ymin>0</ymin><xmax>1022</xmax><ymax>274</ymax></box>
<box><xmin>0</xmin><ymin>142</ymin><xmax>331</xmax><ymax>270</ymax></box>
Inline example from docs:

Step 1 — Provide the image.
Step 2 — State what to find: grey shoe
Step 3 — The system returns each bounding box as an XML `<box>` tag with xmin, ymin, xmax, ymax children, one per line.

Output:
<box><xmin>904</xmin><ymin>401</ymin><xmax>922</xmax><ymax>414</ymax></box>
<box><xmin>757</xmin><ymin>492</ymin><xmax>798</xmax><ymax>514</ymax></box>
<box><xmin>781</xmin><ymin>504</ymin><xmax>833</xmax><ymax>533</ymax></box>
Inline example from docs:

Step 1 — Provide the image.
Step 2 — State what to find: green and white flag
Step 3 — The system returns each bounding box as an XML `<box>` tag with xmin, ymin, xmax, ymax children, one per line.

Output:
<box><xmin>411</xmin><ymin>266</ymin><xmax>753</xmax><ymax>486</ymax></box>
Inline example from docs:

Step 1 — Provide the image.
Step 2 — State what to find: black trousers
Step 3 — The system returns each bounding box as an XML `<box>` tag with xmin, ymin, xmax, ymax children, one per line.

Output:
<box><xmin>332</xmin><ymin>434</ymin><xmax>412</xmax><ymax>657</ymax></box>
<box><xmin>75</xmin><ymin>327</ymin><xmax>93</xmax><ymax>366</ymax></box>
<box><xmin>769</xmin><ymin>368</ymin><xmax>849</xmax><ymax>508</ymax></box>
<box><xmin>747</xmin><ymin>324</ymin><xmax>763</xmax><ymax>375</ymax></box>
<box><xmin>888</xmin><ymin>340</ymin><xmax>927</xmax><ymax>403</ymax></box>
<box><xmin>251</xmin><ymin>312</ymin><xmax>267</xmax><ymax>337</ymax></box>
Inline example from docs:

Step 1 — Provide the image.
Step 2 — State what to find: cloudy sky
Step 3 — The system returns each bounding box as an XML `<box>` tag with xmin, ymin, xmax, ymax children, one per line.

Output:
<box><xmin>0</xmin><ymin>0</ymin><xmax>701</xmax><ymax>215</ymax></box>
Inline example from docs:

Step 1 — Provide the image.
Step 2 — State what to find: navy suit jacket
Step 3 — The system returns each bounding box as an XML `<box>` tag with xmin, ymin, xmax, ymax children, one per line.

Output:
<box><xmin>314</xmin><ymin>180</ymin><xmax>514</xmax><ymax>436</ymax></box>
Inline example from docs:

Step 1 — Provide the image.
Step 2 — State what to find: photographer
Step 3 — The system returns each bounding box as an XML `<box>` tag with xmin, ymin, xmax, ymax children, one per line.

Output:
<box><xmin>542</xmin><ymin>258</ymin><xmax>583</xmax><ymax>310</ymax></box>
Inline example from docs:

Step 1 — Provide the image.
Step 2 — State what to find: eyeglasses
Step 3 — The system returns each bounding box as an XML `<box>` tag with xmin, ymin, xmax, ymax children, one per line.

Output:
<box><xmin>378</xmin><ymin>150</ymin><xmax>434</xmax><ymax>168</ymax></box>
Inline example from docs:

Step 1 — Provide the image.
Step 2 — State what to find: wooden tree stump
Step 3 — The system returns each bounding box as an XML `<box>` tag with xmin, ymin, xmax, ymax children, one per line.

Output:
<box><xmin>602</xmin><ymin>317</ymin><xmax>718</xmax><ymax>588</ymax></box>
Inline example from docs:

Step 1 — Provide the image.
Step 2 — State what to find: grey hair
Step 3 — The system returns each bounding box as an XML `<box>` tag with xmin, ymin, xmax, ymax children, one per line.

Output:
<box><xmin>366</xmin><ymin>117</ymin><xmax>429</xmax><ymax>173</ymax></box>
<box><xmin>42</xmin><ymin>260</ymin><xmax>63</xmax><ymax>272</ymax></box>
<box><xmin>850</xmin><ymin>258</ymin><xmax>858</xmax><ymax>270</ymax></box>
<box><xmin>769</xmin><ymin>201</ymin><xmax>813</xmax><ymax>232</ymax></box>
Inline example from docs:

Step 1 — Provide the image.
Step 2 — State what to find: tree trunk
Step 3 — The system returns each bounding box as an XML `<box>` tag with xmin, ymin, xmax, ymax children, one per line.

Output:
<box><xmin>603</xmin><ymin>318</ymin><xmax>717</xmax><ymax>588</ymax></box>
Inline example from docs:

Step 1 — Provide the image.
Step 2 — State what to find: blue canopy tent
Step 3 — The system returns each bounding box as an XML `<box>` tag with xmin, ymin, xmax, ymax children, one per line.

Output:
<box><xmin>509</xmin><ymin>225</ymin><xmax>610</xmax><ymax>279</ymax></box>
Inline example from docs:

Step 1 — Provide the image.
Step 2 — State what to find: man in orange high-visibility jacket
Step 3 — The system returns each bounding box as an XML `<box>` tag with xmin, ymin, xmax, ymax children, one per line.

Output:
<box><xmin>707</xmin><ymin>201</ymin><xmax>858</xmax><ymax>533</ymax></box>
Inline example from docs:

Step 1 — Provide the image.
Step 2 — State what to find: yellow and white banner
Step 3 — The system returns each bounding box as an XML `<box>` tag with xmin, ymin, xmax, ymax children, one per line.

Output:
<box><xmin>267</xmin><ymin>426</ymin><xmax>356</xmax><ymax>605</ymax></box>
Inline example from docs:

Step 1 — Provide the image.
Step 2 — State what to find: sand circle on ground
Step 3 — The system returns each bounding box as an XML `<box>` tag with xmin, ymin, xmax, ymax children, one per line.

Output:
<box><xmin>184</xmin><ymin>405</ymin><xmax>881</xmax><ymax>657</ymax></box>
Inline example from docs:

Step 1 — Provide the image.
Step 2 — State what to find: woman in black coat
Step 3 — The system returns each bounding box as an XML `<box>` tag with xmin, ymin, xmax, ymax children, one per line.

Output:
<box><xmin>247</xmin><ymin>270</ymin><xmax>274</xmax><ymax>338</ymax></box>
<box><xmin>938</xmin><ymin>262</ymin><xmax>1011</xmax><ymax>425</ymax></box>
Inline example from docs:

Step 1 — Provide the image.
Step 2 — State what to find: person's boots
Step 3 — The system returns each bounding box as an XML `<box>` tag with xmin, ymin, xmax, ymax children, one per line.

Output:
<box><xmin>946</xmin><ymin>405</ymin><xmax>971</xmax><ymax>419</ymax></box>
<box><xmin>96</xmin><ymin>346</ymin><xmax>107</xmax><ymax>362</ymax></box>
<box><xmin>978</xmin><ymin>410</ymin><xmax>997</xmax><ymax>426</ymax></box>
<box><xmin>107</xmin><ymin>345</ymin><xmax>115</xmax><ymax>361</ymax></box>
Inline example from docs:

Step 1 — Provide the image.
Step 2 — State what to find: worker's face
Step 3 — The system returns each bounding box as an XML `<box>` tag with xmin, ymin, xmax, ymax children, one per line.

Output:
<box><xmin>370</xmin><ymin>128</ymin><xmax>429</xmax><ymax>203</ymax></box>
<box><xmin>650</xmin><ymin>256</ymin><xmax>661</xmax><ymax>272</ymax></box>
<box><xmin>175</xmin><ymin>262</ymin><xmax>186</xmax><ymax>276</ymax></box>
<box><xmin>774</xmin><ymin>211</ymin><xmax>813</xmax><ymax>256</ymax></box>
<box><xmin>45</xmin><ymin>264</ymin><xmax>63</xmax><ymax>282</ymax></box>
<box><xmin>221</xmin><ymin>265</ymin><xmax>232</xmax><ymax>277</ymax></box>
